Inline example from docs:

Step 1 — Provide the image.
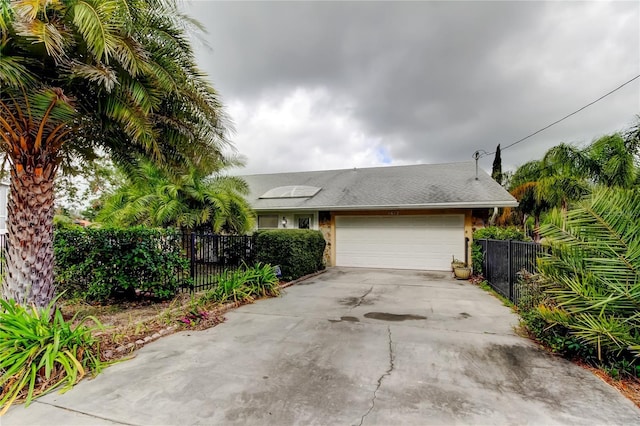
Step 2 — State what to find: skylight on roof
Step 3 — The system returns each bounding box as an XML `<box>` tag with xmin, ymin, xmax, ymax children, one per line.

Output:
<box><xmin>260</xmin><ymin>185</ymin><xmax>321</xmax><ymax>199</ymax></box>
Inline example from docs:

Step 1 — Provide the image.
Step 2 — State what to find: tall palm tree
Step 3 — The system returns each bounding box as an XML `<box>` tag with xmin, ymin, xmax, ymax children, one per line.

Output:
<box><xmin>585</xmin><ymin>133</ymin><xmax>638</xmax><ymax>189</ymax></box>
<box><xmin>537</xmin><ymin>143</ymin><xmax>590</xmax><ymax>214</ymax></box>
<box><xmin>96</xmin><ymin>160</ymin><xmax>255</xmax><ymax>234</ymax></box>
<box><xmin>0</xmin><ymin>1</ymin><xmax>231</xmax><ymax>306</ymax></box>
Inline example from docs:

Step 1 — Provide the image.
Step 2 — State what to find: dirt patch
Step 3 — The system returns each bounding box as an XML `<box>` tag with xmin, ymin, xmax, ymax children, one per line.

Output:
<box><xmin>60</xmin><ymin>294</ymin><xmax>231</xmax><ymax>362</ymax></box>
<box><xmin>60</xmin><ymin>280</ymin><xmax>291</xmax><ymax>362</ymax></box>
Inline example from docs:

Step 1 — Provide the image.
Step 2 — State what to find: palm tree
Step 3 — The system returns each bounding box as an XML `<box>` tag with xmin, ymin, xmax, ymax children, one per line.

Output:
<box><xmin>96</xmin><ymin>160</ymin><xmax>255</xmax><ymax>234</ymax></box>
<box><xmin>536</xmin><ymin>187</ymin><xmax>640</xmax><ymax>359</ymax></box>
<box><xmin>537</xmin><ymin>143</ymin><xmax>590</xmax><ymax>215</ymax></box>
<box><xmin>585</xmin><ymin>133</ymin><xmax>638</xmax><ymax>189</ymax></box>
<box><xmin>499</xmin><ymin>160</ymin><xmax>550</xmax><ymax>241</ymax></box>
<box><xmin>0</xmin><ymin>1</ymin><xmax>231</xmax><ymax>306</ymax></box>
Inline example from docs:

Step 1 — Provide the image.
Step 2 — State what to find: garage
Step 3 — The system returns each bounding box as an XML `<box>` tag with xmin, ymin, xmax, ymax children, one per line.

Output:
<box><xmin>335</xmin><ymin>215</ymin><xmax>465</xmax><ymax>270</ymax></box>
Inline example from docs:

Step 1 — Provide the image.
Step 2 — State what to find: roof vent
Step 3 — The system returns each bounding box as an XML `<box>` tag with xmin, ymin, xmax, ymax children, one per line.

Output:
<box><xmin>260</xmin><ymin>185</ymin><xmax>321</xmax><ymax>199</ymax></box>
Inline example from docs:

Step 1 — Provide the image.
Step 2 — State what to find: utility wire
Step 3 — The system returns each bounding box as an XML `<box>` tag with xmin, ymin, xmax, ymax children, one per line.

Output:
<box><xmin>475</xmin><ymin>73</ymin><xmax>640</xmax><ymax>158</ymax></box>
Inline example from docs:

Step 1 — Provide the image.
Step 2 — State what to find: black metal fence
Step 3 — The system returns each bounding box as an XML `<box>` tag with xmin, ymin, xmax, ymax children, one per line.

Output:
<box><xmin>178</xmin><ymin>233</ymin><xmax>256</xmax><ymax>292</ymax></box>
<box><xmin>477</xmin><ymin>239</ymin><xmax>545</xmax><ymax>304</ymax></box>
<box><xmin>0</xmin><ymin>232</ymin><xmax>255</xmax><ymax>294</ymax></box>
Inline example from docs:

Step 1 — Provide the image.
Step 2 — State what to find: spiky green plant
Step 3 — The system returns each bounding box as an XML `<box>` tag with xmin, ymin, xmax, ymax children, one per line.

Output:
<box><xmin>96</xmin><ymin>160</ymin><xmax>255</xmax><ymax>234</ymax></box>
<box><xmin>0</xmin><ymin>298</ymin><xmax>103</xmax><ymax>415</ymax></box>
<box><xmin>536</xmin><ymin>187</ymin><xmax>640</xmax><ymax>359</ymax></box>
<box><xmin>246</xmin><ymin>262</ymin><xmax>280</xmax><ymax>298</ymax></box>
<box><xmin>198</xmin><ymin>263</ymin><xmax>280</xmax><ymax>306</ymax></box>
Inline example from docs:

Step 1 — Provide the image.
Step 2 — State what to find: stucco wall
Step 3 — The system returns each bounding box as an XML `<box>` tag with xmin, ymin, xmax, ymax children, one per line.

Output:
<box><xmin>318</xmin><ymin>215</ymin><xmax>332</xmax><ymax>266</ymax></box>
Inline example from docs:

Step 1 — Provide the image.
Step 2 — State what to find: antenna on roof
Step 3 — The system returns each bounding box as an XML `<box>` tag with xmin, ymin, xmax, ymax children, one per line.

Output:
<box><xmin>473</xmin><ymin>151</ymin><xmax>480</xmax><ymax>180</ymax></box>
<box><xmin>472</xmin><ymin>150</ymin><xmax>489</xmax><ymax>180</ymax></box>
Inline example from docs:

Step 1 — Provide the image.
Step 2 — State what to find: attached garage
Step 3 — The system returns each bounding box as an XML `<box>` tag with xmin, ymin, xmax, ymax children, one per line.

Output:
<box><xmin>335</xmin><ymin>215</ymin><xmax>465</xmax><ymax>271</ymax></box>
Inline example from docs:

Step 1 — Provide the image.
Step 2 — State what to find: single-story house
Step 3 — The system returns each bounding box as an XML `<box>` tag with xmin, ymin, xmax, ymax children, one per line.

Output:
<box><xmin>242</xmin><ymin>161</ymin><xmax>517</xmax><ymax>271</ymax></box>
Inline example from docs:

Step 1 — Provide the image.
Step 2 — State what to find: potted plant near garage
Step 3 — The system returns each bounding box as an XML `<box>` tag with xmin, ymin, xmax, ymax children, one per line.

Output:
<box><xmin>453</xmin><ymin>265</ymin><xmax>471</xmax><ymax>280</ymax></box>
<box><xmin>451</xmin><ymin>256</ymin><xmax>471</xmax><ymax>280</ymax></box>
<box><xmin>451</xmin><ymin>256</ymin><xmax>465</xmax><ymax>272</ymax></box>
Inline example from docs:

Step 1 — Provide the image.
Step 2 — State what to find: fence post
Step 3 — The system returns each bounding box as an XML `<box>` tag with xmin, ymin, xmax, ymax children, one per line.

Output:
<box><xmin>481</xmin><ymin>239</ymin><xmax>487</xmax><ymax>278</ymax></box>
<box><xmin>190</xmin><ymin>232</ymin><xmax>196</xmax><ymax>285</ymax></box>
<box><xmin>507</xmin><ymin>239</ymin><xmax>513</xmax><ymax>301</ymax></box>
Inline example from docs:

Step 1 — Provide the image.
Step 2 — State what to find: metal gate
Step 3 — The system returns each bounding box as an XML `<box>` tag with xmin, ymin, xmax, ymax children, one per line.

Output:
<box><xmin>180</xmin><ymin>233</ymin><xmax>256</xmax><ymax>292</ymax></box>
<box><xmin>478</xmin><ymin>239</ymin><xmax>545</xmax><ymax>304</ymax></box>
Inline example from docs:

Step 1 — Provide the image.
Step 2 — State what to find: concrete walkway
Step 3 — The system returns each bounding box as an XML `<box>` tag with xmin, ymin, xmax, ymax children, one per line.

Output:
<box><xmin>4</xmin><ymin>268</ymin><xmax>640</xmax><ymax>425</ymax></box>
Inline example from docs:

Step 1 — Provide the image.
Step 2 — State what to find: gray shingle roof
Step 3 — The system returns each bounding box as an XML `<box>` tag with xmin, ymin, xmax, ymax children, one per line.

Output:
<box><xmin>242</xmin><ymin>161</ymin><xmax>518</xmax><ymax>211</ymax></box>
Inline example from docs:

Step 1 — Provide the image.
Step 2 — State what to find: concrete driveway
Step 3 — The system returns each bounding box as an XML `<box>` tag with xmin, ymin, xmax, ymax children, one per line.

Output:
<box><xmin>4</xmin><ymin>268</ymin><xmax>640</xmax><ymax>425</ymax></box>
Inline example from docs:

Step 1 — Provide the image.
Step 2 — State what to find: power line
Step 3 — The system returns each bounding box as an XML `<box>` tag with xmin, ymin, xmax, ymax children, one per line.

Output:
<box><xmin>475</xmin><ymin>73</ymin><xmax>640</xmax><ymax>158</ymax></box>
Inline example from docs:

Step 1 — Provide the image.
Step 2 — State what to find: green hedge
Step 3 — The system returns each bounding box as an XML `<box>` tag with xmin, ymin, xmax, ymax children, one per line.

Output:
<box><xmin>54</xmin><ymin>227</ymin><xmax>188</xmax><ymax>302</ymax></box>
<box><xmin>472</xmin><ymin>226</ymin><xmax>528</xmax><ymax>275</ymax></box>
<box><xmin>255</xmin><ymin>229</ymin><xmax>326</xmax><ymax>281</ymax></box>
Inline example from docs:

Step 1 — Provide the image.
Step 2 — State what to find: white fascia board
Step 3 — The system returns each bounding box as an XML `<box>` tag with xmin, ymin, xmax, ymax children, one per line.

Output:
<box><xmin>252</xmin><ymin>201</ymin><xmax>519</xmax><ymax>211</ymax></box>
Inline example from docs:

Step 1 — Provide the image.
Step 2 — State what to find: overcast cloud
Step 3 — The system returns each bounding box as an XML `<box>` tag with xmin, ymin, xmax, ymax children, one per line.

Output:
<box><xmin>183</xmin><ymin>1</ymin><xmax>640</xmax><ymax>176</ymax></box>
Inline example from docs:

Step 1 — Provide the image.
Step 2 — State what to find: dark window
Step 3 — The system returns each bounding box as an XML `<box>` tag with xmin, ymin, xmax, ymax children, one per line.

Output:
<box><xmin>258</xmin><ymin>215</ymin><xmax>278</xmax><ymax>229</ymax></box>
<box><xmin>298</xmin><ymin>217</ymin><xmax>310</xmax><ymax>229</ymax></box>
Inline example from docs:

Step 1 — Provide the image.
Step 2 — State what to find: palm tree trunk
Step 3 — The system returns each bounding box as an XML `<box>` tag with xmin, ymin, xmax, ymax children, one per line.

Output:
<box><xmin>1</xmin><ymin>164</ymin><xmax>56</xmax><ymax>307</ymax></box>
<box><xmin>533</xmin><ymin>214</ymin><xmax>541</xmax><ymax>243</ymax></box>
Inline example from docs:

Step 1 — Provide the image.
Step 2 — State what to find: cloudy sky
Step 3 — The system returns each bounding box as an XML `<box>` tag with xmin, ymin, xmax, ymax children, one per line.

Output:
<box><xmin>182</xmin><ymin>1</ymin><xmax>639</xmax><ymax>176</ymax></box>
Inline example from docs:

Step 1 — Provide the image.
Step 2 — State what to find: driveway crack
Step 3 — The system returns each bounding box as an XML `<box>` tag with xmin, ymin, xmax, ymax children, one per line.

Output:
<box><xmin>358</xmin><ymin>325</ymin><xmax>395</xmax><ymax>426</ymax></box>
<box><xmin>35</xmin><ymin>401</ymin><xmax>139</xmax><ymax>425</ymax></box>
<box><xmin>352</xmin><ymin>286</ymin><xmax>373</xmax><ymax>309</ymax></box>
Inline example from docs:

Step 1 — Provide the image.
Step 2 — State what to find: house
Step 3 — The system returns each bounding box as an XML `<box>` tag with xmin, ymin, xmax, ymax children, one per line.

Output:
<box><xmin>242</xmin><ymin>161</ymin><xmax>517</xmax><ymax>271</ymax></box>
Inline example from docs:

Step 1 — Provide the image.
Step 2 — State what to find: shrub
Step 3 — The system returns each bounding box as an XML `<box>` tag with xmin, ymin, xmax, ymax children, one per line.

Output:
<box><xmin>0</xmin><ymin>298</ymin><xmax>103</xmax><ymax>414</ymax></box>
<box><xmin>519</xmin><ymin>309</ymin><xmax>595</xmax><ymax>360</ymax></box>
<box><xmin>199</xmin><ymin>263</ymin><xmax>280</xmax><ymax>305</ymax></box>
<box><xmin>54</xmin><ymin>227</ymin><xmax>188</xmax><ymax>302</ymax></box>
<box><xmin>515</xmin><ymin>270</ymin><xmax>548</xmax><ymax>312</ymax></box>
<box><xmin>473</xmin><ymin>226</ymin><xmax>528</xmax><ymax>242</ymax></box>
<box><xmin>515</xmin><ymin>272</ymin><xmax>597</xmax><ymax>362</ymax></box>
<box><xmin>255</xmin><ymin>230</ymin><xmax>326</xmax><ymax>281</ymax></box>
<box><xmin>471</xmin><ymin>226</ymin><xmax>528</xmax><ymax>275</ymax></box>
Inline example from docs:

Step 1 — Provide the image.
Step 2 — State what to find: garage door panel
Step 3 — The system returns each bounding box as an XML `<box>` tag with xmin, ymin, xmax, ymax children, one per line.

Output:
<box><xmin>335</xmin><ymin>215</ymin><xmax>464</xmax><ymax>270</ymax></box>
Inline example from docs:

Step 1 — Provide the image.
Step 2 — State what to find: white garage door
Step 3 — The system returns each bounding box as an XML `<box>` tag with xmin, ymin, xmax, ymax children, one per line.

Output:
<box><xmin>335</xmin><ymin>215</ymin><xmax>465</xmax><ymax>270</ymax></box>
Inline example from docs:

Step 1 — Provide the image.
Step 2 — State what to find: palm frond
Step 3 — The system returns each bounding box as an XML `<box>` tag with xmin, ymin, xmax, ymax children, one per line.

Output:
<box><xmin>71</xmin><ymin>0</ymin><xmax>124</xmax><ymax>62</ymax></box>
<box><xmin>69</xmin><ymin>61</ymin><xmax>118</xmax><ymax>93</ymax></box>
<box><xmin>0</xmin><ymin>1</ymin><xmax>13</xmax><ymax>33</ymax></box>
<box><xmin>13</xmin><ymin>18</ymin><xmax>67</xmax><ymax>63</ymax></box>
<box><xmin>0</xmin><ymin>53</ymin><xmax>37</xmax><ymax>87</ymax></box>
<box><xmin>538</xmin><ymin>186</ymin><xmax>640</xmax><ymax>357</ymax></box>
